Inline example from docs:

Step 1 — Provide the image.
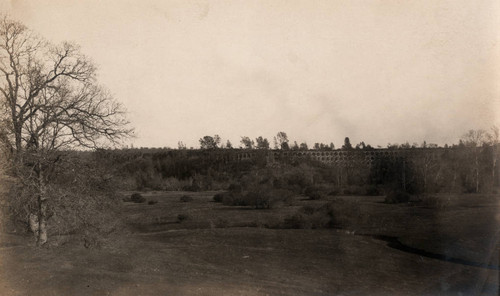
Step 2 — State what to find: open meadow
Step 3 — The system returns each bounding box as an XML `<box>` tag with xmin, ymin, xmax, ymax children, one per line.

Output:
<box><xmin>1</xmin><ymin>191</ymin><xmax>499</xmax><ymax>295</ymax></box>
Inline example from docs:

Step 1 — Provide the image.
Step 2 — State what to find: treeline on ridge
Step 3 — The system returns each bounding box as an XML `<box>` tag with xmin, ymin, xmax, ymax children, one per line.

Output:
<box><xmin>103</xmin><ymin>128</ymin><xmax>500</xmax><ymax>196</ymax></box>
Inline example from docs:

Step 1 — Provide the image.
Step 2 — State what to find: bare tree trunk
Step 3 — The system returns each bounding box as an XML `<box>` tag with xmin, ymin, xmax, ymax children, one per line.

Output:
<box><xmin>475</xmin><ymin>153</ymin><xmax>480</xmax><ymax>193</ymax></box>
<box><xmin>402</xmin><ymin>160</ymin><xmax>406</xmax><ymax>192</ymax></box>
<box><xmin>492</xmin><ymin>157</ymin><xmax>497</xmax><ymax>186</ymax></box>
<box><xmin>37</xmin><ymin>196</ymin><xmax>48</xmax><ymax>246</ymax></box>
<box><xmin>37</xmin><ymin>167</ymin><xmax>48</xmax><ymax>246</ymax></box>
<box><xmin>452</xmin><ymin>170</ymin><xmax>457</xmax><ymax>192</ymax></box>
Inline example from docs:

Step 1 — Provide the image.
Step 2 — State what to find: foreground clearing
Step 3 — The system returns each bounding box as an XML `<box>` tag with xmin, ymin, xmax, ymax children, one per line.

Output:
<box><xmin>0</xmin><ymin>192</ymin><xmax>499</xmax><ymax>295</ymax></box>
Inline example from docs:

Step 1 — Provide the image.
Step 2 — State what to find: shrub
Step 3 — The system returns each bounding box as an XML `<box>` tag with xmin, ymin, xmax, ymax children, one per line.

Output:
<box><xmin>282</xmin><ymin>205</ymin><xmax>333</xmax><ymax>229</ymax></box>
<box><xmin>365</xmin><ymin>185</ymin><xmax>380</xmax><ymax>196</ymax></box>
<box><xmin>244</xmin><ymin>188</ymin><xmax>295</xmax><ymax>209</ymax></box>
<box><xmin>218</xmin><ymin>183</ymin><xmax>295</xmax><ymax>209</ymax></box>
<box><xmin>328</xmin><ymin>190</ymin><xmax>339</xmax><ymax>196</ymax></box>
<box><xmin>283</xmin><ymin>213</ymin><xmax>311</xmax><ymax>229</ymax></box>
<box><xmin>179</xmin><ymin>195</ymin><xmax>193</xmax><ymax>202</ymax></box>
<box><xmin>283</xmin><ymin>168</ymin><xmax>314</xmax><ymax>193</ymax></box>
<box><xmin>245</xmin><ymin>190</ymin><xmax>270</xmax><ymax>209</ymax></box>
<box><xmin>342</xmin><ymin>189</ymin><xmax>352</xmax><ymax>195</ymax></box>
<box><xmin>228</xmin><ymin>183</ymin><xmax>243</xmax><ymax>193</ymax></box>
<box><xmin>182</xmin><ymin>183</ymin><xmax>200</xmax><ymax>192</ymax></box>
<box><xmin>326</xmin><ymin>198</ymin><xmax>364</xmax><ymax>228</ymax></box>
<box><xmin>304</xmin><ymin>186</ymin><xmax>326</xmax><ymax>200</ymax></box>
<box><xmin>384</xmin><ymin>191</ymin><xmax>410</xmax><ymax>204</ymax></box>
<box><xmin>148</xmin><ymin>200</ymin><xmax>158</xmax><ymax>205</ymax></box>
<box><xmin>213</xmin><ymin>193</ymin><xmax>225</xmax><ymax>203</ymax></box>
<box><xmin>270</xmin><ymin>189</ymin><xmax>295</xmax><ymax>207</ymax></box>
<box><xmin>222</xmin><ymin>192</ymin><xmax>249</xmax><ymax>206</ymax></box>
<box><xmin>177</xmin><ymin>214</ymin><xmax>189</xmax><ymax>222</ymax></box>
<box><xmin>130</xmin><ymin>193</ymin><xmax>146</xmax><ymax>203</ymax></box>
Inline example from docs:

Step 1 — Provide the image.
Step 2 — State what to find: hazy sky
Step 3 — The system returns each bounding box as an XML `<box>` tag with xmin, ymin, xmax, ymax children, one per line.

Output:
<box><xmin>2</xmin><ymin>0</ymin><xmax>499</xmax><ymax>148</ymax></box>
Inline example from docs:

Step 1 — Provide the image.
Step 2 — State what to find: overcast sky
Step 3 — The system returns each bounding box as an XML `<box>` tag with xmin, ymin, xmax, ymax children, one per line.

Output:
<box><xmin>2</xmin><ymin>0</ymin><xmax>499</xmax><ymax>148</ymax></box>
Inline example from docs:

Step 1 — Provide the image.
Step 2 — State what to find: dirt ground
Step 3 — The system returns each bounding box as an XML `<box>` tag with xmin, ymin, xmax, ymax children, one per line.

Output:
<box><xmin>0</xmin><ymin>191</ymin><xmax>499</xmax><ymax>295</ymax></box>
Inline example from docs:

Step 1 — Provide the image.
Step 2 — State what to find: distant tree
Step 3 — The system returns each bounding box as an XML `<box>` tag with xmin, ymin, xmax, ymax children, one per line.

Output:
<box><xmin>314</xmin><ymin>142</ymin><xmax>331</xmax><ymax>150</ymax></box>
<box><xmin>462</xmin><ymin>130</ymin><xmax>488</xmax><ymax>148</ymax></box>
<box><xmin>240</xmin><ymin>136</ymin><xmax>254</xmax><ymax>149</ymax></box>
<box><xmin>399</xmin><ymin>142</ymin><xmax>411</xmax><ymax>149</ymax></box>
<box><xmin>291</xmin><ymin>141</ymin><xmax>299</xmax><ymax>150</ymax></box>
<box><xmin>412</xmin><ymin>150</ymin><xmax>439</xmax><ymax>193</ymax></box>
<box><xmin>487</xmin><ymin>126</ymin><xmax>499</xmax><ymax>185</ymax></box>
<box><xmin>461</xmin><ymin>129</ymin><xmax>489</xmax><ymax>192</ymax></box>
<box><xmin>214</xmin><ymin>135</ymin><xmax>221</xmax><ymax>148</ymax></box>
<box><xmin>299</xmin><ymin>142</ymin><xmax>308</xmax><ymax>150</ymax></box>
<box><xmin>276</xmin><ymin>132</ymin><xmax>289</xmax><ymax>150</ymax></box>
<box><xmin>177</xmin><ymin>141</ymin><xmax>186</xmax><ymax>150</ymax></box>
<box><xmin>225</xmin><ymin>140</ymin><xmax>233</xmax><ymax>149</ymax></box>
<box><xmin>355</xmin><ymin>142</ymin><xmax>366</xmax><ymax>150</ymax></box>
<box><xmin>255</xmin><ymin>136</ymin><xmax>270</xmax><ymax>149</ymax></box>
<box><xmin>342</xmin><ymin>137</ymin><xmax>353</xmax><ymax>150</ymax></box>
<box><xmin>199</xmin><ymin>135</ymin><xmax>221</xmax><ymax>149</ymax></box>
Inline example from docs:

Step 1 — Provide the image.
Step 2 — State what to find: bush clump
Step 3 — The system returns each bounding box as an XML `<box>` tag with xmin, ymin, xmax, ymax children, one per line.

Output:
<box><xmin>365</xmin><ymin>185</ymin><xmax>381</xmax><ymax>196</ymax></box>
<box><xmin>283</xmin><ymin>213</ymin><xmax>311</xmax><ymax>229</ymax></box>
<box><xmin>282</xmin><ymin>205</ymin><xmax>332</xmax><ymax>229</ymax></box>
<box><xmin>182</xmin><ymin>183</ymin><xmax>200</xmax><ymax>192</ymax></box>
<box><xmin>222</xmin><ymin>192</ymin><xmax>250</xmax><ymax>206</ymax></box>
<box><xmin>130</xmin><ymin>193</ymin><xmax>146</xmax><ymax>203</ymax></box>
<box><xmin>245</xmin><ymin>188</ymin><xmax>295</xmax><ymax>209</ymax></box>
<box><xmin>148</xmin><ymin>200</ymin><xmax>158</xmax><ymax>205</ymax></box>
<box><xmin>218</xmin><ymin>187</ymin><xmax>295</xmax><ymax>209</ymax></box>
<box><xmin>228</xmin><ymin>183</ymin><xmax>243</xmax><ymax>193</ymax></box>
<box><xmin>304</xmin><ymin>186</ymin><xmax>326</xmax><ymax>200</ymax></box>
<box><xmin>213</xmin><ymin>193</ymin><xmax>225</xmax><ymax>203</ymax></box>
<box><xmin>179</xmin><ymin>195</ymin><xmax>193</xmax><ymax>202</ymax></box>
<box><xmin>384</xmin><ymin>191</ymin><xmax>410</xmax><ymax>204</ymax></box>
<box><xmin>279</xmin><ymin>198</ymin><xmax>366</xmax><ymax>230</ymax></box>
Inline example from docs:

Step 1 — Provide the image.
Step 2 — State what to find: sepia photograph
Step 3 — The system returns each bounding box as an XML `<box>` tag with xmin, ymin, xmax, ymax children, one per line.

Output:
<box><xmin>0</xmin><ymin>0</ymin><xmax>499</xmax><ymax>295</ymax></box>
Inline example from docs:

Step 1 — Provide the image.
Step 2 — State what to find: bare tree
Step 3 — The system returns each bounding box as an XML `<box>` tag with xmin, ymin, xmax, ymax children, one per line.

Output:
<box><xmin>0</xmin><ymin>17</ymin><xmax>131</xmax><ymax>245</ymax></box>
<box><xmin>487</xmin><ymin>126</ymin><xmax>499</xmax><ymax>185</ymax></box>
<box><xmin>461</xmin><ymin>129</ymin><xmax>488</xmax><ymax>193</ymax></box>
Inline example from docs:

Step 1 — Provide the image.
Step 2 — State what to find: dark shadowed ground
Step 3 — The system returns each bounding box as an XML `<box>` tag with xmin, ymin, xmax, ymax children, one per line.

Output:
<box><xmin>0</xmin><ymin>192</ymin><xmax>499</xmax><ymax>295</ymax></box>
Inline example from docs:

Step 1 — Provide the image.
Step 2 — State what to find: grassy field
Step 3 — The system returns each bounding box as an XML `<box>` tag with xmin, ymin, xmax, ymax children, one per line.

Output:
<box><xmin>0</xmin><ymin>191</ymin><xmax>499</xmax><ymax>295</ymax></box>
